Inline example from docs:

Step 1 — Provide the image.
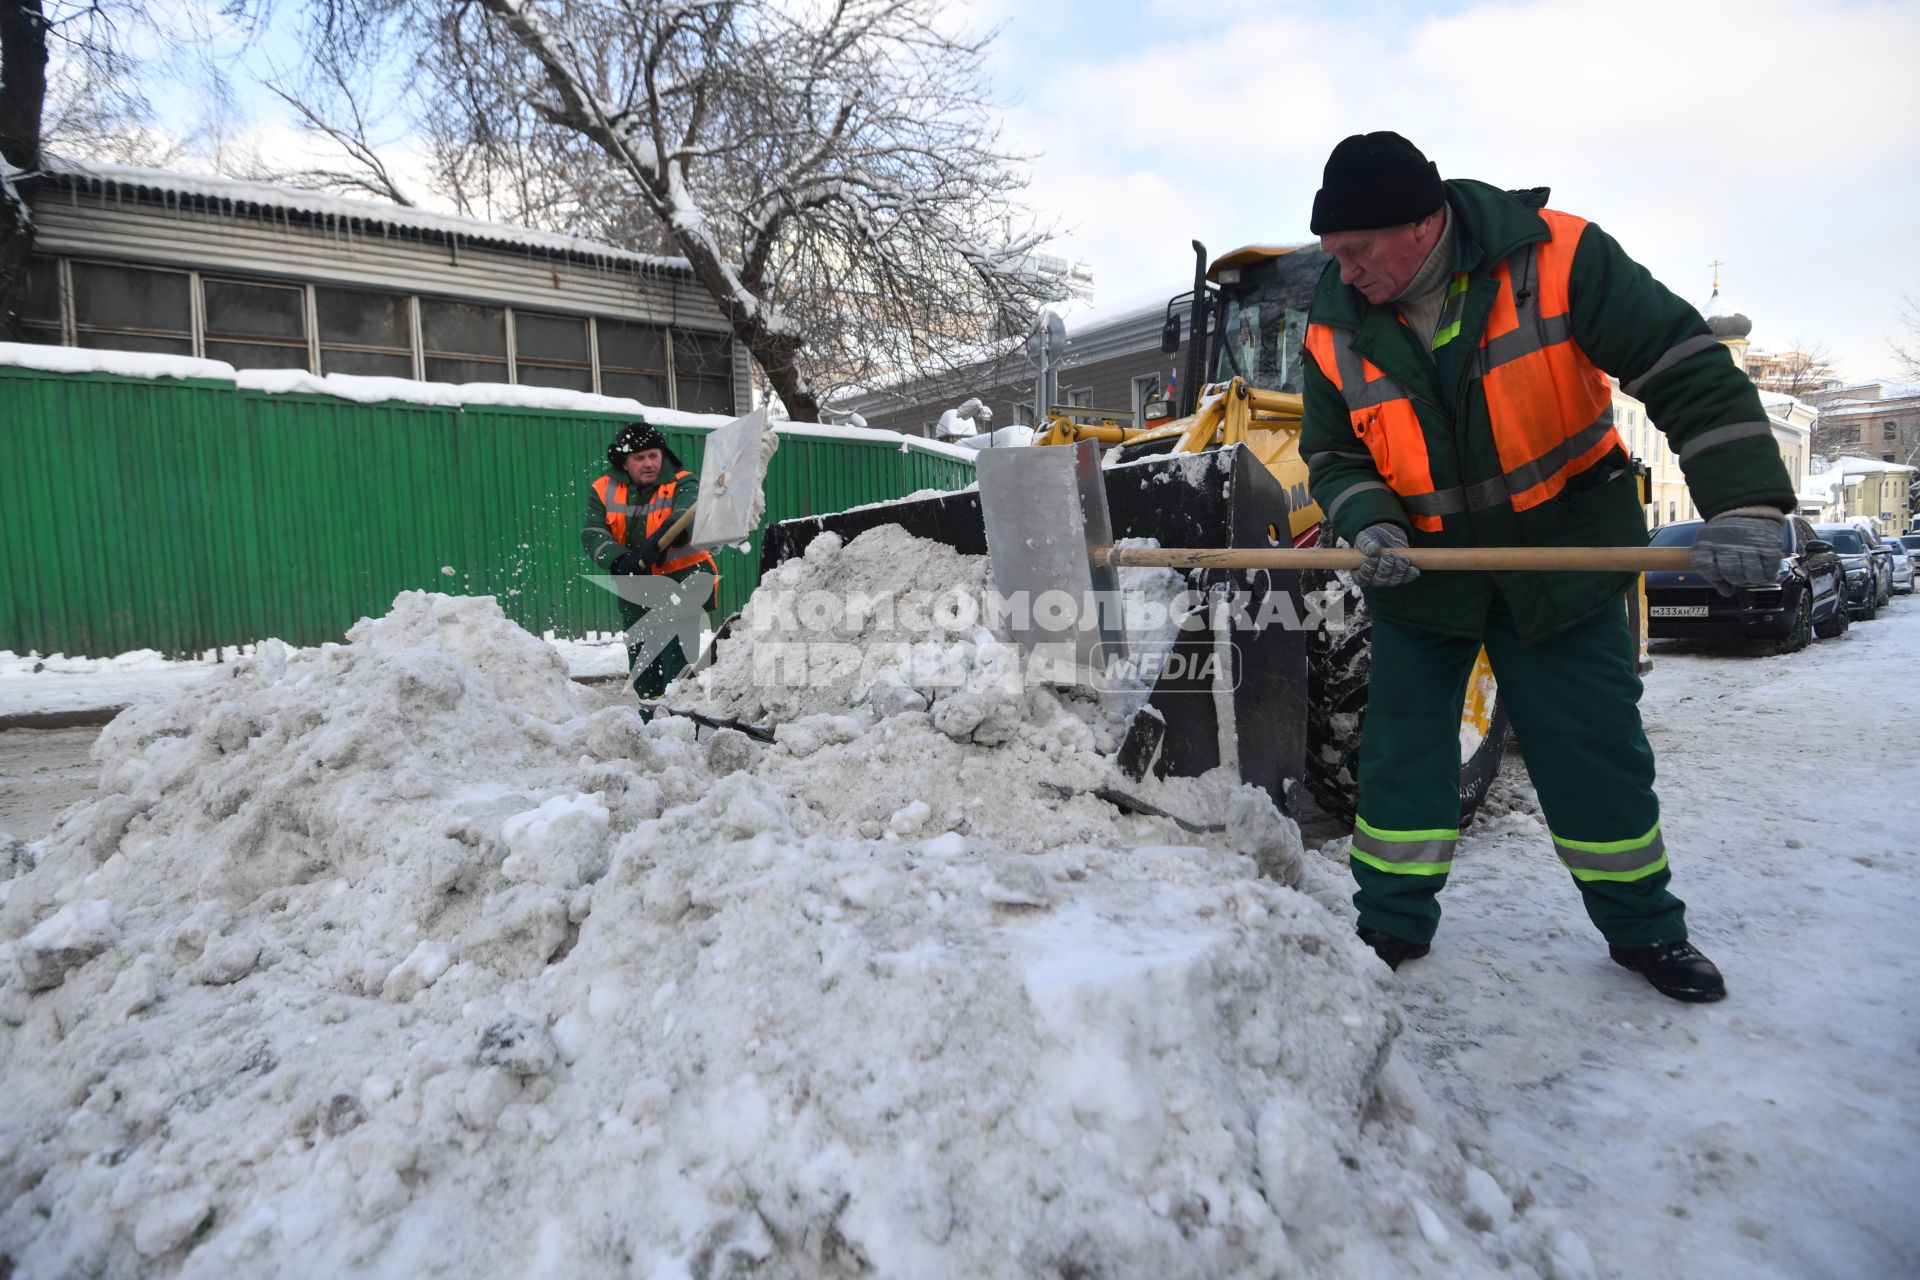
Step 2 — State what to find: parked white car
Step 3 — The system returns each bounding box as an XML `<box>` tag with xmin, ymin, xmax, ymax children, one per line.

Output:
<box><xmin>1885</xmin><ymin>538</ymin><xmax>1915</xmax><ymax>594</ymax></box>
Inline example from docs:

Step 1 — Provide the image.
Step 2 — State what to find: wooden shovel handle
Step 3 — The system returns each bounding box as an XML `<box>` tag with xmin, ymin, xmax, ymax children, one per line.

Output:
<box><xmin>657</xmin><ymin>501</ymin><xmax>698</xmax><ymax>548</ymax></box>
<box><xmin>1098</xmin><ymin>546</ymin><xmax>1694</xmax><ymax>572</ymax></box>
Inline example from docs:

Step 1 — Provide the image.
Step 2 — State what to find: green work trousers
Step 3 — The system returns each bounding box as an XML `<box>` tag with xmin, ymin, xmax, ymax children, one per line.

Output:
<box><xmin>620</xmin><ymin>598</ymin><xmax>690</xmax><ymax>720</ymax></box>
<box><xmin>1352</xmin><ymin>595</ymin><xmax>1686</xmax><ymax>949</ymax></box>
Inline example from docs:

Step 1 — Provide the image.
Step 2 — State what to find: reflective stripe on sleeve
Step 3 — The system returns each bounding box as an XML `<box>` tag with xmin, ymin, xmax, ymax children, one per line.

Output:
<box><xmin>1624</xmin><ymin>334</ymin><xmax>1727</xmax><ymax>400</ymax></box>
<box><xmin>1552</xmin><ymin>822</ymin><xmax>1668</xmax><ymax>882</ymax></box>
<box><xmin>1675</xmin><ymin>420</ymin><xmax>1774</xmax><ymax>464</ymax></box>
<box><xmin>1351</xmin><ymin>815</ymin><xmax>1458</xmax><ymax>876</ymax></box>
<box><xmin>1325</xmin><ymin>480</ymin><xmax>1395</xmax><ymax>524</ymax></box>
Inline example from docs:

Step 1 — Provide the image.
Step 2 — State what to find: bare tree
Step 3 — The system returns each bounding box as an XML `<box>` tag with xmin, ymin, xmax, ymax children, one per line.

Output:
<box><xmin>1746</xmin><ymin>341</ymin><xmax>1840</xmax><ymax>400</ymax></box>
<box><xmin>286</xmin><ymin>0</ymin><xmax>1065</xmax><ymax>420</ymax></box>
<box><xmin>1892</xmin><ymin>294</ymin><xmax>1920</xmax><ymax>382</ymax></box>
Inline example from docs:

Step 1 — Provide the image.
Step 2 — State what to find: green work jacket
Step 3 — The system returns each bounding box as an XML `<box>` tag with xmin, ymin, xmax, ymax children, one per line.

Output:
<box><xmin>1301</xmin><ymin>179</ymin><xmax>1793</xmax><ymax>643</ymax></box>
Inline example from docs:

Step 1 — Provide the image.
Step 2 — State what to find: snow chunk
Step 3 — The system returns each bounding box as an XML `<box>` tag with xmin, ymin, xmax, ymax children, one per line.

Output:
<box><xmin>16</xmin><ymin>899</ymin><xmax>118</xmax><ymax>991</ymax></box>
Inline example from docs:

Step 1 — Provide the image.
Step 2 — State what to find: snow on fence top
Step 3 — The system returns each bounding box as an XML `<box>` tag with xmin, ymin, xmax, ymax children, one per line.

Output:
<box><xmin>37</xmin><ymin>155</ymin><xmax>691</xmax><ymax>277</ymax></box>
<box><xmin>0</xmin><ymin>342</ymin><xmax>978</xmax><ymax>461</ymax></box>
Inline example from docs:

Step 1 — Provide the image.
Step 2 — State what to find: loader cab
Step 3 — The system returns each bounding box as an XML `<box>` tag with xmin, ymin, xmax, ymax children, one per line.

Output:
<box><xmin>1163</xmin><ymin>244</ymin><xmax>1330</xmax><ymax>414</ymax></box>
<box><xmin>1204</xmin><ymin>246</ymin><xmax>1326</xmax><ymax>397</ymax></box>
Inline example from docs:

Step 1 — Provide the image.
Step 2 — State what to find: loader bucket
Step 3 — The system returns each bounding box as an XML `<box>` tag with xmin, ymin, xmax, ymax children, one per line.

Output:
<box><xmin>758</xmin><ymin>445</ymin><xmax>1307</xmax><ymax>807</ymax></box>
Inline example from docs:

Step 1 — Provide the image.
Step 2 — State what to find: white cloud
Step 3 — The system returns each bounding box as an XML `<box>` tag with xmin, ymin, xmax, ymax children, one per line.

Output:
<box><xmin>992</xmin><ymin>0</ymin><xmax>1920</xmax><ymax>379</ymax></box>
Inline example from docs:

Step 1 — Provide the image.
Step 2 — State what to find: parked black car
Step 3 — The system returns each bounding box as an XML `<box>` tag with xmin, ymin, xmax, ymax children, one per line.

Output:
<box><xmin>1812</xmin><ymin>524</ymin><xmax>1882</xmax><ymax>620</ymax></box>
<box><xmin>1646</xmin><ymin>517</ymin><xmax>1847</xmax><ymax>651</ymax></box>
<box><xmin>1862</xmin><ymin>526</ymin><xmax>1896</xmax><ymax>605</ymax></box>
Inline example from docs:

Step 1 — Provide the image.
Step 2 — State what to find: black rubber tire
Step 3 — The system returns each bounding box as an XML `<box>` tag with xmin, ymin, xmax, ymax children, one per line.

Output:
<box><xmin>1302</xmin><ymin>570</ymin><xmax>1510</xmax><ymax>829</ymax></box>
<box><xmin>1860</xmin><ymin>591</ymin><xmax>1879</xmax><ymax>622</ymax></box>
<box><xmin>1772</xmin><ymin>587</ymin><xmax>1813</xmax><ymax>655</ymax></box>
<box><xmin>1814</xmin><ymin>594</ymin><xmax>1850</xmax><ymax>639</ymax></box>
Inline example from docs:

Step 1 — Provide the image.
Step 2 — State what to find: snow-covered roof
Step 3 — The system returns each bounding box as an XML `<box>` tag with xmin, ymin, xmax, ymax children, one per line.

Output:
<box><xmin>35</xmin><ymin>155</ymin><xmax>693</xmax><ymax>277</ymax></box>
<box><xmin>1810</xmin><ymin>379</ymin><xmax>1920</xmax><ymax>407</ymax></box>
<box><xmin>1832</xmin><ymin>454</ymin><xmax>1918</xmax><ymax>475</ymax></box>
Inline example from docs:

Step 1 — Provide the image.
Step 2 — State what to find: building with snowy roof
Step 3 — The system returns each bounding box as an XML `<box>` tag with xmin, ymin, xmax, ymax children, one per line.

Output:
<box><xmin>1826</xmin><ymin>456</ymin><xmax>1915</xmax><ymax>533</ymax></box>
<box><xmin>10</xmin><ymin>156</ymin><xmax>749</xmax><ymax>414</ymax></box>
<box><xmin>1802</xmin><ymin>379</ymin><xmax>1920</xmax><ymax>473</ymax></box>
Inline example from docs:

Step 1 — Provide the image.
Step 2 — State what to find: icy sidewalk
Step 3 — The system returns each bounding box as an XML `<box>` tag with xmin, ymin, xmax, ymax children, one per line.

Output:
<box><xmin>1325</xmin><ymin>594</ymin><xmax>1920</xmax><ymax>1280</ymax></box>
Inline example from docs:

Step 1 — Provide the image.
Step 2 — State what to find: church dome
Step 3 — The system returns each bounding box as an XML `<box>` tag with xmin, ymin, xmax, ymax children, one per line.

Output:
<box><xmin>1700</xmin><ymin>288</ymin><xmax>1752</xmax><ymax>340</ymax></box>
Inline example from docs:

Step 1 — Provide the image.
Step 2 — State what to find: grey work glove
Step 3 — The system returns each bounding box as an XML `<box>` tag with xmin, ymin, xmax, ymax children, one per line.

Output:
<box><xmin>1690</xmin><ymin>506</ymin><xmax>1786</xmax><ymax>596</ymax></box>
<box><xmin>1353</xmin><ymin>523</ymin><xmax>1420</xmax><ymax>587</ymax></box>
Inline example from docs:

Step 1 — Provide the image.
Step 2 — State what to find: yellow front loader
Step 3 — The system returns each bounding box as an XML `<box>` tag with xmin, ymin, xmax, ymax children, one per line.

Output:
<box><xmin>1028</xmin><ymin>244</ymin><xmax>1507</xmax><ymax>825</ymax></box>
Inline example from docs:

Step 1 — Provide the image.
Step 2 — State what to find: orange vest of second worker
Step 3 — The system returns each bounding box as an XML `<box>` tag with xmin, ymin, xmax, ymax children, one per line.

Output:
<box><xmin>592</xmin><ymin>470</ymin><xmax>719</xmax><ymax>580</ymax></box>
<box><xmin>1304</xmin><ymin>208</ymin><xmax>1619</xmax><ymax>535</ymax></box>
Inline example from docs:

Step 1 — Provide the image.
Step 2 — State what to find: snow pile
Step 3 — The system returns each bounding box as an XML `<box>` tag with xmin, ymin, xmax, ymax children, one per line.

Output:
<box><xmin>1</xmin><ymin>557</ymin><xmax>1576</xmax><ymax>1276</ymax></box>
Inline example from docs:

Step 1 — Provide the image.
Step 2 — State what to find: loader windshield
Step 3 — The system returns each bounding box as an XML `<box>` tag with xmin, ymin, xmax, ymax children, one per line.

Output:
<box><xmin>1208</xmin><ymin>253</ymin><xmax>1322</xmax><ymax>395</ymax></box>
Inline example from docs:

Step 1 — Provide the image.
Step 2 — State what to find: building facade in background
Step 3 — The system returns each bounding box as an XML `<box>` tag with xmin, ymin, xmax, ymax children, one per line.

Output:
<box><xmin>832</xmin><ymin>297</ymin><xmax>1180</xmax><ymax>440</ymax></box>
<box><xmin>1804</xmin><ymin>380</ymin><xmax>1920</xmax><ymax>470</ymax></box>
<box><xmin>13</xmin><ymin>157</ymin><xmax>749</xmax><ymax>414</ymax></box>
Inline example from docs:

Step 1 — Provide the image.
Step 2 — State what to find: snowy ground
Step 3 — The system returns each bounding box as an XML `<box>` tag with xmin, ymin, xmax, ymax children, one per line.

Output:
<box><xmin>1</xmin><ymin>555</ymin><xmax>1915</xmax><ymax>1278</ymax></box>
<box><xmin>1319</xmin><ymin>594</ymin><xmax>1920</xmax><ymax>1279</ymax></box>
<box><xmin>0</xmin><ymin>636</ymin><xmax>631</xmax><ymax>718</ymax></box>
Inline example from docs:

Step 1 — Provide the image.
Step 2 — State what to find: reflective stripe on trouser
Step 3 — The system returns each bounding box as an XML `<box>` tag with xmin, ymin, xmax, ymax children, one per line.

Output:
<box><xmin>1353</xmin><ymin>596</ymin><xmax>1686</xmax><ymax>949</ymax></box>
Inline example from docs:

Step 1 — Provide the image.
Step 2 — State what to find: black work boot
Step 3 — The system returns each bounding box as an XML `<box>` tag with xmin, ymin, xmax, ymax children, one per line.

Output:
<box><xmin>1609</xmin><ymin>940</ymin><xmax>1726</xmax><ymax>1003</ymax></box>
<box><xmin>1358</xmin><ymin>927</ymin><xmax>1430</xmax><ymax>971</ymax></box>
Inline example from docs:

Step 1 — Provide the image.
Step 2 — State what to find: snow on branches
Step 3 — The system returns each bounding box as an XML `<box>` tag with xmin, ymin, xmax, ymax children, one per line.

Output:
<box><xmin>362</xmin><ymin>0</ymin><xmax>1065</xmax><ymax>420</ymax></box>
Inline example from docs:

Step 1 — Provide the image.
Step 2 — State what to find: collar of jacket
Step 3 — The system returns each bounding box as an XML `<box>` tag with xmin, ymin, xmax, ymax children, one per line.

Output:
<box><xmin>1309</xmin><ymin>179</ymin><xmax>1553</xmax><ymax>331</ymax></box>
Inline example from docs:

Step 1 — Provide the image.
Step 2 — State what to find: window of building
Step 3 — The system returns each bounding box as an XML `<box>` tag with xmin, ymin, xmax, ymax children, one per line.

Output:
<box><xmin>19</xmin><ymin>257</ymin><xmax>64</xmax><ymax>344</ymax></box>
<box><xmin>513</xmin><ymin>311</ymin><xmax>591</xmax><ymax>392</ymax></box>
<box><xmin>597</xmin><ymin>319</ymin><xmax>669</xmax><ymax>404</ymax></box>
<box><xmin>672</xmin><ymin>328</ymin><xmax>735</xmax><ymax>413</ymax></box>
<box><xmin>316</xmin><ymin>285</ymin><xmax>413</xmax><ymax>377</ymax></box>
<box><xmin>1132</xmin><ymin>373</ymin><xmax>1163</xmax><ymax>423</ymax></box>
<box><xmin>421</xmin><ymin>298</ymin><xmax>508</xmax><ymax>384</ymax></box>
<box><xmin>1885</xmin><ymin>422</ymin><xmax>1900</xmax><ymax>441</ymax></box>
<box><xmin>1065</xmin><ymin>386</ymin><xmax>1095</xmax><ymax>410</ymax></box>
<box><xmin>70</xmin><ymin>261</ymin><xmax>192</xmax><ymax>355</ymax></box>
<box><xmin>202</xmin><ymin>277</ymin><xmax>309</xmax><ymax>371</ymax></box>
<box><xmin>1885</xmin><ymin>454</ymin><xmax>1897</xmax><ymax>463</ymax></box>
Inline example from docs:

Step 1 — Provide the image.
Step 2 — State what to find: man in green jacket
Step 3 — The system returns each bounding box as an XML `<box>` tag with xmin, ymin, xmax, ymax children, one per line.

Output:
<box><xmin>1300</xmin><ymin>132</ymin><xmax>1793</xmax><ymax>1002</ymax></box>
<box><xmin>582</xmin><ymin>422</ymin><xmax>716</xmax><ymax>714</ymax></box>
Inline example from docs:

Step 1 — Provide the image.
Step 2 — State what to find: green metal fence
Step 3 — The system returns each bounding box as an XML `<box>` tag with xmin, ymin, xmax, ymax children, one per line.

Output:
<box><xmin>0</xmin><ymin>366</ymin><xmax>974</xmax><ymax>658</ymax></box>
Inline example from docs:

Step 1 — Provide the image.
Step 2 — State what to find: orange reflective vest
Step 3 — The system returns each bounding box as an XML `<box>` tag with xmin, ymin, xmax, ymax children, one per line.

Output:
<box><xmin>592</xmin><ymin>471</ymin><xmax>719</xmax><ymax>579</ymax></box>
<box><xmin>1304</xmin><ymin>209</ymin><xmax>1621</xmax><ymax>534</ymax></box>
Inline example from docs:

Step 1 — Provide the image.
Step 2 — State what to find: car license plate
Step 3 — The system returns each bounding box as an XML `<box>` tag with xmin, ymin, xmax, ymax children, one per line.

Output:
<box><xmin>1650</xmin><ymin>605</ymin><xmax>1709</xmax><ymax>617</ymax></box>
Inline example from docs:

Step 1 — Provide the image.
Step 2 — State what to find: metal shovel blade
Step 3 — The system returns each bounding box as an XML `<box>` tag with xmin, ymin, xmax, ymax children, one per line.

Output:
<box><xmin>975</xmin><ymin>438</ymin><xmax>1125</xmax><ymax>679</ymax></box>
<box><xmin>688</xmin><ymin>406</ymin><xmax>777</xmax><ymax>550</ymax></box>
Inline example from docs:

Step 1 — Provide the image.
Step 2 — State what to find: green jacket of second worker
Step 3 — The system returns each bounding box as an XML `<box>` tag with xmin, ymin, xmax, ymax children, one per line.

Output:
<box><xmin>1300</xmin><ymin>178</ymin><xmax>1794</xmax><ymax>643</ymax></box>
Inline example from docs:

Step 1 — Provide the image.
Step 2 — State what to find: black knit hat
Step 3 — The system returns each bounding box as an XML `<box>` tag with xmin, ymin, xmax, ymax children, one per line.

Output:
<box><xmin>1310</xmin><ymin>132</ymin><xmax>1445</xmax><ymax>234</ymax></box>
<box><xmin>607</xmin><ymin>421</ymin><xmax>683</xmax><ymax>472</ymax></box>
